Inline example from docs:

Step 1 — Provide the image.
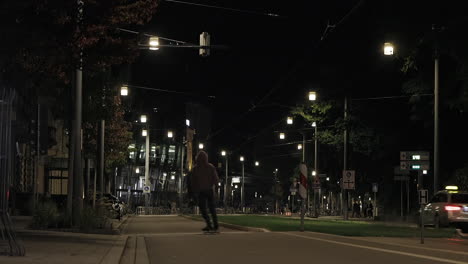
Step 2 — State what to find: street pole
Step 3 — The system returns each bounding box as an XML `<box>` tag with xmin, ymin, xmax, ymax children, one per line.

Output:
<box><xmin>343</xmin><ymin>97</ymin><xmax>349</xmax><ymax>220</ymax></box>
<box><xmin>314</xmin><ymin>125</ymin><xmax>318</xmax><ymax>217</ymax></box>
<box><xmin>400</xmin><ymin>180</ymin><xmax>403</xmax><ymax>218</ymax></box>
<box><xmin>99</xmin><ymin>120</ymin><xmax>105</xmax><ymax>198</ymax></box>
<box><xmin>144</xmin><ymin>127</ymin><xmax>150</xmax><ymax>207</ymax></box>
<box><xmin>418</xmin><ymin>170</ymin><xmax>424</xmax><ymax>244</ymax></box>
<box><xmin>224</xmin><ymin>156</ymin><xmax>228</xmax><ymax>214</ymax></box>
<box><xmin>179</xmin><ymin>137</ymin><xmax>185</xmax><ymax>209</ymax></box>
<box><xmin>434</xmin><ymin>53</ymin><xmax>439</xmax><ymax>195</ymax></box>
<box><xmin>241</xmin><ymin>161</ymin><xmax>245</xmax><ymax>213</ymax></box>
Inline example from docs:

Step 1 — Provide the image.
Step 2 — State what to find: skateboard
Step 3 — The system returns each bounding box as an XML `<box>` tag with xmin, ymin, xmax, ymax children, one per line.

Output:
<box><xmin>203</xmin><ymin>230</ymin><xmax>220</xmax><ymax>235</ymax></box>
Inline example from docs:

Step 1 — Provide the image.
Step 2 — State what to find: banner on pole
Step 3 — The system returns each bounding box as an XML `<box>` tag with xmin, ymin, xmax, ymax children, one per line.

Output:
<box><xmin>298</xmin><ymin>163</ymin><xmax>308</xmax><ymax>199</ymax></box>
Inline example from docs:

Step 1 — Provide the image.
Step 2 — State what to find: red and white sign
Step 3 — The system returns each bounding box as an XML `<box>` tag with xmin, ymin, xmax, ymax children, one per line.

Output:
<box><xmin>298</xmin><ymin>163</ymin><xmax>308</xmax><ymax>199</ymax></box>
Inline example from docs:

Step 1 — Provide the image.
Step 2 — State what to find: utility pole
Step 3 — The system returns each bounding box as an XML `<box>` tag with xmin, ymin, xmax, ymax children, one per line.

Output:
<box><xmin>72</xmin><ymin>0</ymin><xmax>84</xmax><ymax>226</ymax></box>
<box><xmin>223</xmin><ymin>155</ymin><xmax>228</xmax><ymax>213</ymax></box>
<box><xmin>343</xmin><ymin>97</ymin><xmax>349</xmax><ymax>220</ymax></box>
<box><xmin>433</xmin><ymin>44</ymin><xmax>439</xmax><ymax>195</ymax></box>
<box><xmin>144</xmin><ymin>127</ymin><xmax>150</xmax><ymax>207</ymax></box>
<box><xmin>179</xmin><ymin>137</ymin><xmax>185</xmax><ymax>208</ymax></box>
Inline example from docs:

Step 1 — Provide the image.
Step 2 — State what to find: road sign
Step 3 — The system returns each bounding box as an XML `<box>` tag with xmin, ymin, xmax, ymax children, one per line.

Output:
<box><xmin>419</xmin><ymin>189</ymin><xmax>428</xmax><ymax>204</ymax></box>
<box><xmin>342</xmin><ymin>170</ymin><xmax>355</xmax><ymax>190</ymax></box>
<box><xmin>143</xmin><ymin>185</ymin><xmax>151</xmax><ymax>193</ymax></box>
<box><xmin>400</xmin><ymin>151</ymin><xmax>430</xmax><ymax>161</ymax></box>
<box><xmin>394</xmin><ymin>175</ymin><xmax>410</xmax><ymax>181</ymax></box>
<box><xmin>312</xmin><ymin>176</ymin><xmax>321</xmax><ymax>190</ymax></box>
<box><xmin>400</xmin><ymin>160</ymin><xmax>430</xmax><ymax>170</ymax></box>
<box><xmin>372</xmin><ymin>183</ymin><xmax>378</xmax><ymax>193</ymax></box>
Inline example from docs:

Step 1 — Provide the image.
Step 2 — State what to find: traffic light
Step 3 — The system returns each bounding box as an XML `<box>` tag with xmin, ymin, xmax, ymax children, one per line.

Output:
<box><xmin>199</xmin><ymin>32</ymin><xmax>210</xmax><ymax>57</ymax></box>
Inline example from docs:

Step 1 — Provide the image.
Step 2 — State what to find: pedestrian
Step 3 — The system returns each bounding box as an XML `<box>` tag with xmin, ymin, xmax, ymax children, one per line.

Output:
<box><xmin>352</xmin><ymin>201</ymin><xmax>361</xmax><ymax>218</ymax></box>
<box><xmin>189</xmin><ymin>150</ymin><xmax>220</xmax><ymax>233</ymax></box>
<box><xmin>367</xmin><ymin>202</ymin><xmax>373</xmax><ymax>218</ymax></box>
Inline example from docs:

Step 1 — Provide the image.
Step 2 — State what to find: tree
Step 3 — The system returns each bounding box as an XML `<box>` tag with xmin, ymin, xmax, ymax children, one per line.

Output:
<box><xmin>0</xmin><ymin>0</ymin><xmax>158</xmax><ymax>95</ymax></box>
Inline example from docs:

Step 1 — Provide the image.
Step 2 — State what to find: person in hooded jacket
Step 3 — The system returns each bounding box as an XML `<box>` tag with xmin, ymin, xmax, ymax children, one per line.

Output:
<box><xmin>189</xmin><ymin>150</ymin><xmax>219</xmax><ymax>232</ymax></box>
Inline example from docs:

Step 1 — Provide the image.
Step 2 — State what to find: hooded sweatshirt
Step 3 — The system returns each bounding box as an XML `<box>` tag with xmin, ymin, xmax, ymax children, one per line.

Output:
<box><xmin>190</xmin><ymin>151</ymin><xmax>219</xmax><ymax>193</ymax></box>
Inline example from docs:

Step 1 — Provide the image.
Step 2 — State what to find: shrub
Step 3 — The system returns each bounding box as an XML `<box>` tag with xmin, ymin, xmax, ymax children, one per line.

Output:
<box><xmin>31</xmin><ymin>200</ymin><xmax>59</xmax><ymax>229</ymax></box>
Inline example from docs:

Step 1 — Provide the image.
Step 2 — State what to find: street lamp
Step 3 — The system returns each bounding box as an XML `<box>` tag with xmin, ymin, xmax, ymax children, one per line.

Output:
<box><xmin>120</xmin><ymin>85</ymin><xmax>129</xmax><ymax>96</ymax></box>
<box><xmin>141</xmin><ymin>129</ymin><xmax>148</xmax><ymax>137</ymax></box>
<box><xmin>287</xmin><ymin>116</ymin><xmax>293</xmax><ymax>125</ymax></box>
<box><xmin>149</xmin><ymin>36</ymin><xmax>160</xmax><ymax>50</ymax></box>
<box><xmin>135</xmin><ymin>167</ymin><xmax>140</xmax><ymax>174</ymax></box>
<box><xmin>167</xmin><ymin>130</ymin><xmax>173</xmax><ymax>138</ymax></box>
<box><xmin>255</xmin><ymin>161</ymin><xmax>259</xmax><ymax>166</ymax></box>
<box><xmin>297</xmin><ymin>144</ymin><xmax>302</xmax><ymax>150</ymax></box>
<box><xmin>384</xmin><ymin>42</ymin><xmax>394</xmax><ymax>55</ymax></box>
<box><xmin>309</xmin><ymin>91</ymin><xmax>317</xmax><ymax>101</ymax></box>
<box><xmin>279</xmin><ymin>133</ymin><xmax>285</xmax><ymax>140</ymax></box>
<box><xmin>140</xmin><ymin>115</ymin><xmax>147</xmax><ymax>123</ymax></box>
<box><xmin>198</xmin><ymin>143</ymin><xmax>204</xmax><ymax>149</ymax></box>
<box><xmin>186</xmin><ymin>119</ymin><xmax>190</xmax><ymax>126</ymax></box>
<box><xmin>221</xmin><ymin>150</ymin><xmax>228</xmax><ymax>213</ymax></box>
<box><xmin>240</xmin><ymin>156</ymin><xmax>245</xmax><ymax>212</ymax></box>
<box><xmin>312</xmin><ymin>170</ymin><xmax>317</xmax><ymax>176</ymax></box>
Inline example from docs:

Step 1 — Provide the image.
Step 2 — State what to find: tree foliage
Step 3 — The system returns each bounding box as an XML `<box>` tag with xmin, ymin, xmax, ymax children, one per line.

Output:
<box><xmin>0</xmin><ymin>0</ymin><xmax>158</xmax><ymax>92</ymax></box>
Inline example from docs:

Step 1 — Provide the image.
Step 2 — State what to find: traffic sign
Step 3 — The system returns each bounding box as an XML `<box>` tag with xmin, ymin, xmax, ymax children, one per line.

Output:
<box><xmin>394</xmin><ymin>175</ymin><xmax>409</xmax><ymax>181</ymax></box>
<box><xmin>143</xmin><ymin>185</ymin><xmax>151</xmax><ymax>193</ymax></box>
<box><xmin>400</xmin><ymin>151</ymin><xmax>430</xmax><ymax>161</ymax></box>
<box><xmin>419</xmin><ymin>189</ymin><xmax>428</xmax><ymax>204</ymax></box>
<box><xmin>400</xmin><ymin>160</ymin><xmax>430</xmax><ymax>171</ymax></box>
<box><xmin>342</xmin><ymin>170</ymin><xmax>355</xmax><ymax>190</ymax></box>
<box><xmin>312</xmin><ymin>176</ymin><xmax>321</xmax><ymax>190</ymax></box>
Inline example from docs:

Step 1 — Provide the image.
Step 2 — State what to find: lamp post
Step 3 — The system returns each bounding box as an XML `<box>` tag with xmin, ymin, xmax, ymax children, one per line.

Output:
<box><xmin>221</xmin><ymin>150</ymin><xmax>228</xmax><ymax>213</ymax></box>
<box><xmin>141</xmin><ymin>115</ymin><xmax>150</xmax><ymax>208</ymax></box>
<box><xmin>240</xmin><ymin>156</ymin><xmax>245</xmax><ymax>213</ymax></box>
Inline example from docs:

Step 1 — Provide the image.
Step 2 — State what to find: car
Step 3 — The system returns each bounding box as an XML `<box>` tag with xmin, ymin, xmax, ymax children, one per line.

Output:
<box><xmin>421</xmin><ymin>186</ymin><xmax>468</xmax><ymax>229</ymax></box>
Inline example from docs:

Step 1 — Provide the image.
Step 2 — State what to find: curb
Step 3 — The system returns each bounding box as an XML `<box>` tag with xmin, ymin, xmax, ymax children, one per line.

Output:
<box><xmin>180</xmin><ymin>215</ymin><xmax>269</xmax><ymax>233</ymax></box>
<box><xmin>100</xmin><ymin>235</ymin><xmax>129</xmax><ymax>264</ymax></box>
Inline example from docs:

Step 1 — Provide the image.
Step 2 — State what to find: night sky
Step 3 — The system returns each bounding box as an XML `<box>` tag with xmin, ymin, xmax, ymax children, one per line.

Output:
<box><xmin>127</xmin><ymin>0</ymin><xmax>468</xmax><ymax>194</ymax></box>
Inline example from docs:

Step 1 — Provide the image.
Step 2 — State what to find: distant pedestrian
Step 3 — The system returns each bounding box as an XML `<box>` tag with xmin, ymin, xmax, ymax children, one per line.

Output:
<box><xmin>189</xmin><ymin>151</ymin><xmax>220</xmax><ymax>232</ymax></box>
<box><xmin>352</xmin><ymin>201</ymin><xmax>361</xmax><ymax>218</ymax></box>
<box><xmin>367</xmin><ymin>202</ymin><xmax>373</xmax><ymax>218</ymax></box>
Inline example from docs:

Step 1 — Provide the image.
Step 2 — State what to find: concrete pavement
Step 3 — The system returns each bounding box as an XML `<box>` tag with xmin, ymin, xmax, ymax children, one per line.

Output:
<box><xmin>123</xmin><ymin>215</ymin><xmax>468</xmax><ymax>264</ymax></box>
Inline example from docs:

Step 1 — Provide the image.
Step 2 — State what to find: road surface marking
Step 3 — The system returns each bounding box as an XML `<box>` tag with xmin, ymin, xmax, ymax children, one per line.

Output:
<box><xmin>280</xmin><ymin>232</ymin><xmax>468</xmax><ymax>264</ymax></box>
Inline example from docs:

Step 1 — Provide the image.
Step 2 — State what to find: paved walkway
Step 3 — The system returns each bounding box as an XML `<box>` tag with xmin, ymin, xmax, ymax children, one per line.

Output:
<box><xmin>0</xmin><ymin>216</ymin><xmax>126</xmax><ymax>264</ymax></box>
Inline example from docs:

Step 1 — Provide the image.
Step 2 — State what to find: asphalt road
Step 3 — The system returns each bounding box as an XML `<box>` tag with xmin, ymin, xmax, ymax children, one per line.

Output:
<box><xmin>123</xmin><ymin>215</ymin><xmax>468</xmax><ymax>264</ymax></box>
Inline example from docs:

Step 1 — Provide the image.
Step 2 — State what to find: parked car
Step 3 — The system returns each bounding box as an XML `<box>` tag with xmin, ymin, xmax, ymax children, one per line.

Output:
<box><xmin>421</xmin><ymin>186</ymin><xmax>468</xmax><ymax>230</ymax></box>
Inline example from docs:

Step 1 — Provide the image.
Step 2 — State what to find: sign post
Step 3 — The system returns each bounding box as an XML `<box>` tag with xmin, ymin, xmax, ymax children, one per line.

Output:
<box><xmin>419</xmin><ymin>188</ymin><xmax>428</xmax><ymax>244</ymax></box>
<box><xmin>372</xmin><ymin>183</ymin><xmax>378</xmax><ymax>219</ymax></box>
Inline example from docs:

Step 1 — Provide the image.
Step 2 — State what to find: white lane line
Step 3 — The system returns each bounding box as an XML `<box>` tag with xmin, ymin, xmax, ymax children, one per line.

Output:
<box><xmin>279</xmin><ymin>232</ymin><xmax>468</xmax><ymax>264</ymax></box>
<box><xmin>299</xmin><ymin>231</ymin><xmax>468</xmax><ymax>257</ymax></box>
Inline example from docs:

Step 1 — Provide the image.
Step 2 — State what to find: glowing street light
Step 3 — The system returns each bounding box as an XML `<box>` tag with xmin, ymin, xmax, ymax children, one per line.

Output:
<box><xmin>221</xmin><ymin>150</ymin><xmax>226</xmax><ymax>156</ymax></box>
<box><xmin>135</xmin><ymin>168</ymin><xmax>140</xmax><ymax>174</ymax></box>
<box><xmin>309</xmin><ymin>91</ymin><xmax>317</xmax><ymax>101</ymax></box>
<box><xmin>312</xmin><ymin>170</ymin><xmax>317</xmax><ymax>176</ymax></box>
<box><xmin>312</xmin><ymin>121</ymin><xmax>316</xmax><ymax>127</ymax></box>
<box><xmin>149</xmin><ymin>36</ymin><xmax>160</xmax><ymax>50</ymax></box>
<box><xmin>186</xmin><ymin>119</ymin><xmax>190</xmax><ymax>126</ymax></box>
<box><xmin>240</xmin><ymin>156</ymin><xmax>244</xmax><ymax>162</ymax></box>
<box><xmin>287</xmin><ymin>116</ymin><xmax>293</xmax><ymax>125</ymax></box>
<box><xmin>384</xmin><ymin>42</ymin><xmax>394</xmax><ymax>55</ymax></box>
<box><xmin>142</xmin><ymin>129</ymin><xmax>148</xmax><ymax>137</ymax></box>
<box><xmin>140</xmin><ymin>115</ymin><xmax>147</xmax><ymax>123</ymax></box>
<box><xmin>120</xmin><ymin>85</ymin><xmax>129</xmax><ymax>96</ymax></box>
<box><xmin>255</xmin><ymin>161</ymin><xmax>259</xmax><ymax>166</ymax></box>
<box><xmin>279</xmin><ymin>133</ymin><xmax>285</xmax><ymax>140</ymax></box>
<box><xmin>167</xmin><ymin>130</ymin><xmax>173</xmax><ymax>138</ymax></box>
<box><xmin>297</xmin><ymin>144</ymin><xmax>302</xmax><ymax>150</ymax></box>
<box><xmin>198</xmin><ymin>143</ymin><xmax>204</xmax><ymax>149</ymax></box>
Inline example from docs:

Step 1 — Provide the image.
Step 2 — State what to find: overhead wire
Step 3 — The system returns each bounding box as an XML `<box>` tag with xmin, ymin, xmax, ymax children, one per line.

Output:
<box><xmin>163</xmin><ymin>0</ymin><xmax>284</xmax><ymax>18</ymax></box>
<box><xmin>210</xmin><ymin>0</ymin><xmax>365</xmax><ymax>147</ymax></box>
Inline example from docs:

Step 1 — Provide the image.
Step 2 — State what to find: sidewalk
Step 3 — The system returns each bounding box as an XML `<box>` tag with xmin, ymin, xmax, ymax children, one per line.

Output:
<box><xmin>0</xmin><ymin>216</ymin><xmax>128</xmax><ymax>264</ymax></box>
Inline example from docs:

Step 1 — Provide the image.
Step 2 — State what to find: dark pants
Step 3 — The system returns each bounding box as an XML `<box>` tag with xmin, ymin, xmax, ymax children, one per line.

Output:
<box><xmin>198</xmin><ymin>190</ymin><xmax>218</xmax><ymax>229</ymax></box>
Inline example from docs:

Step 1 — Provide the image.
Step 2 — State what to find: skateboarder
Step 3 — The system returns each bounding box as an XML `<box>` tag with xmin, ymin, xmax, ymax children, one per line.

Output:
<box><xmin>189</xmin><ymin>150</ymin><xmax>219</xmax><ymax>233</ymax></box>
